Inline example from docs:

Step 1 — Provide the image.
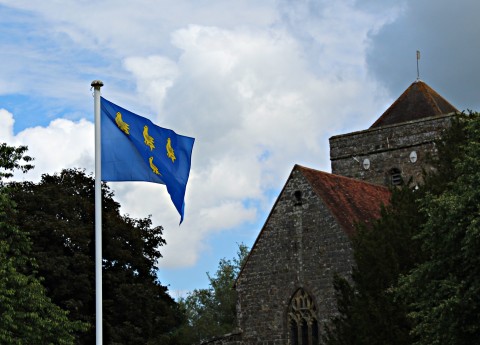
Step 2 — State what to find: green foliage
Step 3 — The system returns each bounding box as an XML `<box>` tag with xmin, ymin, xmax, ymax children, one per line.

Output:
<box><xmin>8</xmin><ymin>168</ymin><xmax>183</xmax><ymax>344</ymax></box>
<box><xmin>324</xmin><ymin>186</ymin><xmax>424</xmax><ymax>345</ymax></box>
<box><xmin>397</xmin><ymin>113</ymin><xmax>480</xmax><ymax>345</ymax></box>
<box><xmin>176</xmin><ymin>244</ymin><xmax>248</xmax><ymax>344</ymax></box>
<box><xmin>325</xmin><ymin>113</ymin><xmax>480</xmax><ymax>345</ymax></box>
<box><xmin>0</xmin><ymin>143</ymin><xmax>33</xmax><ymax>180</ymax></box>
<box><xmin>0</xmin><ymin>144</ymin><xmax>86</xmax><ymax>344</ymax></box>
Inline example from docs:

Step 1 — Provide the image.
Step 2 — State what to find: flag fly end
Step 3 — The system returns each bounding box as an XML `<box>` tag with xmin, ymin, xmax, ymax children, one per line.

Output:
<box><xmin>100</xmin><ymin>97</ymin><xmax>195</xmax><ymax>223</ymax></box>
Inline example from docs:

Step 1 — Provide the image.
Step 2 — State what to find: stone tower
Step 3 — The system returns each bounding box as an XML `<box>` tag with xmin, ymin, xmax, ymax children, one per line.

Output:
<box><xmin>202</xmin><ymin>80</ymin><xmax>459</xmax><ymax>345</ymax></box>
<box><xmin>329</xmin><ymin>80</ymin><xmax>458</xmax><ymax>187</ymax></box>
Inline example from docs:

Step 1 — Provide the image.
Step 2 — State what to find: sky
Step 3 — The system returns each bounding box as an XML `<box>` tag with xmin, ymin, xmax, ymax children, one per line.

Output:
<box><xmin>1</xmin><ymin>0</ymin><xmax>479</xmax><ymax>298</ymax></box>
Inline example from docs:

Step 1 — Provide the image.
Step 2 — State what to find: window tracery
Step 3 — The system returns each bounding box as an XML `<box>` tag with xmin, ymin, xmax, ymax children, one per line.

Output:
<box><xmin>288</xmin><ymin>289</ymin><xmax>319</xmax><ymax>345</ymax></box>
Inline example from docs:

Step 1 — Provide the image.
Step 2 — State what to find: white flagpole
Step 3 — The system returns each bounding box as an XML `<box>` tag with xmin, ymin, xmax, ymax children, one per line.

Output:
<box><xmin>91</xmin><ymin>80</ymin><xmax>104</xmax><ymax>345</ymax></box>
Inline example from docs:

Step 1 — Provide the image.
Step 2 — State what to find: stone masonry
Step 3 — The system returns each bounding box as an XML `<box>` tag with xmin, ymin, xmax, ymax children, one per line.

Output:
<box><xmin>200</xmin><ymin>81</ymin><xmax>458</xmax><ymax>345</ymax></box>
<box><xmin>330</xmin><ymin>114</ymin><xmax>455</xmax><ymax>187</ymax></box>
<box><xmin>235</xmin><ymin>168</ymin><xmax>354</xmax><ymax>345</ymax></box>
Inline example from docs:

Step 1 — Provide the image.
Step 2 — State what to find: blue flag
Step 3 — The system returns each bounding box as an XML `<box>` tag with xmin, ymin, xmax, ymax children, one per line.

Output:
<box><xmin>101</xmin><ymin>97</ymin><xmax>195</xmax><ymax>223</ymax></box>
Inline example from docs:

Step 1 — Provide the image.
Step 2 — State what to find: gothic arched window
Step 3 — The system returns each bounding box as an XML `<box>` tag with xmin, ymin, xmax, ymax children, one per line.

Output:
<box><xmin>288</xmin><ymin>289</ymin><xmax>319</xmax><ymax>345</ymax></box>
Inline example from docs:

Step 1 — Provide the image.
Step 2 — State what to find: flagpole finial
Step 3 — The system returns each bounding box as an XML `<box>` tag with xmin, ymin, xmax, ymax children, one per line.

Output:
<box><xmin>91</xmin><ymin>80</ymin><xmax>104</xmax><ymax>89</ymax></box>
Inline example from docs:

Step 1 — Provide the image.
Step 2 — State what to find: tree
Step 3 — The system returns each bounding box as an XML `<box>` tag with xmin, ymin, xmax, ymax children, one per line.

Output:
<box><xmin>324</xmin><ymin>113</ymin><xmax>480</xmax><ymax>345</ymax></box>
<box><xmin>0</xmin><ymin>143</ymin><xmax>86</xmax><ymax>344</ymax></box>
<box><xmin>0</xmin><ymin>143</ymin><xmax>34</xmax><ymax>180</ymax></box>
<box><xmin>8</xmin><ymin>168</ymin><xmax>183</xmax><ymax>344</ymax></box>
<box><xmin>324</xmin><ymin>185</ymin><xmax>425</xmax><ymax>345</ymax></box>
<box><xmin>177</xmin><ymin>244</ymin><xmax>249</xmax><ymax>344</ymax></box>
<box><xmin>397</xmin><ymin>113</ymin><xmax>480</xmax><ymax>344</ymax></box>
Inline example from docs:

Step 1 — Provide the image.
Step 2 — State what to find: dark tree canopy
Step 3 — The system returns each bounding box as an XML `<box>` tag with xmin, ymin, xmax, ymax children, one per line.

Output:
<box><xmin>0</xmin><ymin>143</ymin><xmax>34</xmax><ymax>180</ymax></box>
<box><xmin>324</xmin><ymin>185</ymin><xmax>424</xmax><ymax>345</ymax></box>
<box><xmin>324</xmin><ymin>113</ymin><xmax>480</xmax><ymax>345</ymax></box>
<box><xmin>0</xmin><ymin>144</ymin><xmax>86</xmax><ymax>344</ymax></box>
<box><xmin>8</xmin><ymin>168</ymin><xmax>183</xmax><ymax>344</ymax></box>
<box><xmin>397</xmin><ymin>113</ymin><xmax>480</xmax><ymax>345</ymax></box>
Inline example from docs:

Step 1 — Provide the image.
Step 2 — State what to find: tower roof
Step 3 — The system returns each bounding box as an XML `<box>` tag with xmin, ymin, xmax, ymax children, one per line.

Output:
<box><xmin>370</xmin><ymin>80</ymin><xmax>458</xmax><ymax>128</ymax></box>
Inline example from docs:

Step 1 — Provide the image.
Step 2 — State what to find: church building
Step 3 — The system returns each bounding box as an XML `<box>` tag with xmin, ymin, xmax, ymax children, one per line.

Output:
<box><xmin>204</xmin><ymin>80</ymin><xmax>458</xmax><ymax>345</ymax></box>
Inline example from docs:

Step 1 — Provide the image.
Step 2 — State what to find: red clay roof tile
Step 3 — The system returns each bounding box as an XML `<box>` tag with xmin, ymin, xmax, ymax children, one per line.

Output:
<box><xmin>298</xmin><ymin>165</ymin><xmax>391</xmax><ymax>236</ymax></box>
<box><xmin>370</xmin><ymin>80</ymin><xmax>458</xmax><ymax>128</ymax></box>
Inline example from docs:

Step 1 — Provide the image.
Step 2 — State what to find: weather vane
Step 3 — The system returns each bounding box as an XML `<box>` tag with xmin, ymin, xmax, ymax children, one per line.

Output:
<box><xmin>416</xmin><ymin>50</ymin><xmax>421</xmax><ymax>81</ymax></box>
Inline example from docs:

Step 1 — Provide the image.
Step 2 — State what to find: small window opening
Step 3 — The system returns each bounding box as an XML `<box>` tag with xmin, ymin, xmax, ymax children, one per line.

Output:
<box><xmin>294</xmin><ymin>190</ymin><xmax>303</xmax><ymax>206</ymax></box>
<box><xmin>390</xmin><ymin>168</ymin><xmax>403</xmax><ymax>186</ymax></box>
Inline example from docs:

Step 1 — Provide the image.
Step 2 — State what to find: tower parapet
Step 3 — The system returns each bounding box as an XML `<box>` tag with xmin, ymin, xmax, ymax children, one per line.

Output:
<box><xmin>330</xmin><ymin>81</ymin><xmax>458</xmax><ymax>187</ymax></box>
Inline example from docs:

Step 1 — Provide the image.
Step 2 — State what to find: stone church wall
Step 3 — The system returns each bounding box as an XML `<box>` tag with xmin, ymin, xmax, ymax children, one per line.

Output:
<box><xmin>234</xmin><ymin>169</ymin><xmax>354</xmax><ymax>345</ymax></box>
<box><xmin>329</xmin><ymin>114</ymin><xmax>454</xmax><ymax>186</ymax></box>
<box><xmin>219</xmin><ymin>94</ymin><xmax>456</xmax><ymax>345</ymax></box>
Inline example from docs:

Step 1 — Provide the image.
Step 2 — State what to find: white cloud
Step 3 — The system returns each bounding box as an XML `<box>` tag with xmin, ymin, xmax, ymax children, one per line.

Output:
<box><xmin>0</xmin><ymin>109</ymin><xmax>15</xmax><ymax>141</ymax></box>
<box><xmin>118</xmin><ymin>20</ymin><xmax>395</xmax><ymax>268</ymax></box>
<box><xmin>123</xmin><ymin>56</ymin><xmax>179</xmax><ymax>111</ymax></box>
<box><xmin>5</xmin><ymin>116</ymin><xmax>94</xmax><ymax>182</ymax></box>
<box><xmin>0</xmin><ymin>0</ymin><xmax>403</xmax><ymax>272</ymax></box>
<box><xmin>0</xmin><ymin>0</ymin><xmax>478</xmax><ymax>294</ymax></box>
<box><xmin>0</xmin><ymin>0</ymin><xmax>278</xmax><ymax>57</ymax></box>
<box><xmin>107</xmin><ymin>179</ymin><xmax>257</xmax><ymax>268</ymax></box>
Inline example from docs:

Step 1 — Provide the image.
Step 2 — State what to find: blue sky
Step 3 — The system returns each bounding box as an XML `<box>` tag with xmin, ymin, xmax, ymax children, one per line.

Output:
<box><xmin>1</xmin><ymin>0</ymin><xmax>479</xmax><ymax>298</ymax></box>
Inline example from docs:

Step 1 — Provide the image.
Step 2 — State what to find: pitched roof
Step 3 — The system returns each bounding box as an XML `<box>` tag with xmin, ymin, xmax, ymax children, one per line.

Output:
<box><xmin>235</xmin><ymin>166</ymin><xmax>391</xmax><ymax>287</ymax></box>
<box><xmin>298</xmin><ymin>165</ymin><xmax>391</xmax><ymax>236</ymax></box>
<box><xmin>370</xmin><ymin>80</ymin><xmax>458</xmax><ymax>128</ymax></box>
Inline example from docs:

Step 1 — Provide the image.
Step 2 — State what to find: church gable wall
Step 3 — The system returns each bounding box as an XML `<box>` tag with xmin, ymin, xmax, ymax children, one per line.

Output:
<box><xmin>235</xmin><ymin>168</ymin><xmax>354</xmax><ymax>345</ymax></box>
<box><xmin>329</xmin><ymin>114</ymin><xmax>454</xmax><ymax>186</ymax></box>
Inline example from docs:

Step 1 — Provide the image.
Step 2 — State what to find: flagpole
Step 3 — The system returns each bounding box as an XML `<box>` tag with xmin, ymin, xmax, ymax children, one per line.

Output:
<box><xmin>92</xmin><ymin>80</ymin><xmax>104</xmax><ymax>345</ymax></box>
